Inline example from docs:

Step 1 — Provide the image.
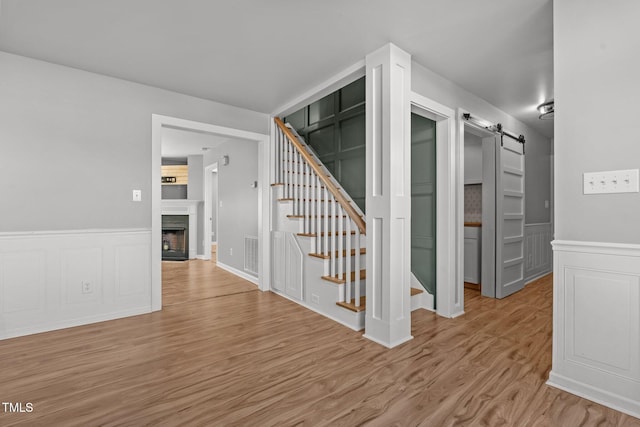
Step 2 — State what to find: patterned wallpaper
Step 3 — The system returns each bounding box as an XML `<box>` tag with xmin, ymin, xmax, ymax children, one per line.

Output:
<box><xmin>464</xmin><ymin>184</ymin><xmax>482</xmax><ymax>222</ymax></box>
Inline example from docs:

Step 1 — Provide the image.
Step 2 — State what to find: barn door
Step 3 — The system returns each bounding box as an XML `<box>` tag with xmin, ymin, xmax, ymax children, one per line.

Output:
<box><xmin>494</xmin><ymin>134</ymin><xmax>526</xmax><ymax>298</ymax></box>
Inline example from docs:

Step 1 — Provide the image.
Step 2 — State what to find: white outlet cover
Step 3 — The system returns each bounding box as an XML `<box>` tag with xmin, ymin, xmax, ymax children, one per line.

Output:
<box><xmin>132</xmin><ymin>189</ymin><xmax>142</xmax><ymax>202</ymax></box>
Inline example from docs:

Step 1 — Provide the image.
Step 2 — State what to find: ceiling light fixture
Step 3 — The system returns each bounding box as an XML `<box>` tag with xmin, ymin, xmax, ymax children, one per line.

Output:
<box><xmin>537</xmin><ymin>99</ymin><xmax>554</xmax><ymax>120</ymax></box>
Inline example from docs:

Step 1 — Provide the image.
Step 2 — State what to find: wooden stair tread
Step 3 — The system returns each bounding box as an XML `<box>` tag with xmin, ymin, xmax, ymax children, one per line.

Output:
<box><xmin>309</xmin><ymin>248</ymin><xmax>366</xmax><ymax>259</ymax></box>
<box><xmin>278</xmin><ymin>198</ymin><xmax>336</xmax><ymax>202</ymax></box>
<box><xmin>274</xmin><ymin>183</ymin><xmax>330</xmax><ymax>189</ymax></box>
<box><xmin>298</xmin><ymin>231</ymin><xmax>357</xmax><ymax>237</ymax></box>
<box><xmin>321</xmin><ymin>269</ymin><xmax>366</xmax><ymax>284</ymax></box>
<box><xmin>411</xmin><ymin>287</ymin><xmax>424</xmax><ymax>296</ymax></box>
<box><xmin>287</xmin><ymin>214</ymin><xmax>347</xmax><ymax>219</ymax></box>
<box><xmin>336</xmin><ymin>296</ymin><xmax>366</xmax><ymax>313</ymax></box>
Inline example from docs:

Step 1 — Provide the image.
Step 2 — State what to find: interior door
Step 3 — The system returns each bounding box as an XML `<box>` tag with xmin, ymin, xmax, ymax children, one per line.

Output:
<box><xmin>410</xmin><ymin>113</ymin><xmax>437</xmax><ymax>297</ymax></box>
<box><xmin>494</xmin><ymin>134</ymin><xmax>526</xmax><ymax>298</ymax></box>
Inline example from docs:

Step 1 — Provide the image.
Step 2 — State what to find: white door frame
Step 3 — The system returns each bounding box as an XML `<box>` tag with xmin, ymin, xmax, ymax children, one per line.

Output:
<box><xmin>151</xmin><ymin>114</ymin><xmax>270</xmax><ymax>311</ymax></box>
<box><xmin>203</xmin><ymin>162</ymin><xmax>218</xmax><ymax>260</ymax></box>
<box><xmin>410</xmin><ymin>93</ymin><xmax>462</xmax><ymax>318</ymax></box>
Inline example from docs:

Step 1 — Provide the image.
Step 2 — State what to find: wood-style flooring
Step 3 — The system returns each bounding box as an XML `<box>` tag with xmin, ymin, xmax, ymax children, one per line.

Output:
<box><xmin>0</xmin><ymin>271</ymin><xmax>638</xmax><ymax>426</ymax></box>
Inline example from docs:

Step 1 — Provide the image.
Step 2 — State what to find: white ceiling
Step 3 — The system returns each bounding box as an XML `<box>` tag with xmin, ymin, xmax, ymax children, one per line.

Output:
<box><xmin>0</xmin><ymin>0</ymin><xmax>553</xmax><ymax>138</ymax></box>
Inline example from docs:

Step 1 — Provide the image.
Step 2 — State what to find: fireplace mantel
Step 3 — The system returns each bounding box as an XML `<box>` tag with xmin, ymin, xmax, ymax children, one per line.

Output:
<box><xmin>161</xmin><ymin>200</ymin><xmax>202</xmax><ymax>259</ymax></box>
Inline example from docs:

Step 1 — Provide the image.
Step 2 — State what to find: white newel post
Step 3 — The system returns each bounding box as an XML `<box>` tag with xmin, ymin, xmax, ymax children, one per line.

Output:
<box><xmin>364</xmin><ymin>43</ymin><xmax>413</xmax><ymax>348</ymax></box>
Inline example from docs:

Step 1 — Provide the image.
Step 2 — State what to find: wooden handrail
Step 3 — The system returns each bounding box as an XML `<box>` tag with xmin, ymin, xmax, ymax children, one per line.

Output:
<box><xmin>274</xmin><ymin>117</ymin><xmax>366</xmax><ymax>235</ymax></box>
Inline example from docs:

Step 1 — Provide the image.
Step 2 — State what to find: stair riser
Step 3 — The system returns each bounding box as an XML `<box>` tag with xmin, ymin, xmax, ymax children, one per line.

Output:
<box><xmin>321</xmin><ymin>255</ymin><xmax>366</xmax><ymax>276</ymax></box>
<box><xmin>297</xmin><ymin>234</ymin><xmax>365</xmax><ymax>249</ymax></box>
<box><xmin>341</xmin><ymin>281</ymin><xmax>367</xmax><ymax>303</ymax></box>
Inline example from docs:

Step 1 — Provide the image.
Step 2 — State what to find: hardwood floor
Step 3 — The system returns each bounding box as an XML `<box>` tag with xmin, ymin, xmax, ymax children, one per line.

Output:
<box><xmin>162</xmin><ymin>258</ymin><xmax>256</xmax><ymax>306</ymax></box>
<box><xmin>0</xmin><ymin>273</ymin><xmax>638</xmax><ymax>426</ymax></box>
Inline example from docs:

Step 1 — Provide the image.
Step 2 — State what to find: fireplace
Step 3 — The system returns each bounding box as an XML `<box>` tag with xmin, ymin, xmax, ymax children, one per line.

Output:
<box><xmin>162</xmin><ymin>215</ymin><xmax>189</xmax><ymax>261</ymax></box>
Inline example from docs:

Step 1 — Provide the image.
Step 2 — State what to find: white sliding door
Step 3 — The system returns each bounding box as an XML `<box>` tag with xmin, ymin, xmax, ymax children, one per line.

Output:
<box><xmin>495</xmin><ymin>134</ymin><xmax>526</xmax><ymax>298</ymax></box>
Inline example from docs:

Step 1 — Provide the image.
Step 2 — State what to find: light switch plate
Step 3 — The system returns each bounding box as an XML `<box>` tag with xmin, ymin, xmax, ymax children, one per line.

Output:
<box><xmin>132</xmin><ymin>189</ymin><xmax>142</xmax><ymax>202</ymax></box>
<box><xmin>583</xmin><ymin>169</ymin><xmax>639</xmax><ymax>194</ymax></box>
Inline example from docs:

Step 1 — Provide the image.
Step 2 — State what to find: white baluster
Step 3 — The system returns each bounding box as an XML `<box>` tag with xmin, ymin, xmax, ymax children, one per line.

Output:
<box><xmin>283</xmin><ymin>138</ymin><xmax>288</xmax><ymax>199</ymax></box>
<box><xmin>289</xmin><ymin>141</ymin><xmax>293</xmax><ymax>200</ymax></box>
<box><xmin>330</xmin><ymin>195</ymin><xmax>336</xmax><ymax>278</ymax></box>
<box><xmin>294</xmin><ymin>150</ymin><xmax>299</xmax><ymax>215</ymax></box>
<box><xmin>346</xmin><ymin>211</ymin><xmax>352</xmax><ymax>304</ymax></box>
<box><xmin>276</xmin><ymin>128</ymin><xmax>281</xmax><ymax>184</ymax></box>
<box><xmin>355</xmin><ymin>226</ymin><xmax>361</xmax><ymax>307</ymax></box>
<box><xmin>305</xmin><ymin>163</ymin><xmax>310</xmax><ymax>234</ymax></box>
<box><xmin>279</xmin><ymin>129</ymin><xmax>282</xmax><ymax>184</ymax></box>
<box><xmin>316</xmin><ymin>175</ymin><xmax>321</xmax><ymax>254</ymax></box>
<box><xmin>338</xmin><ymin>204</ymin><xmax>344</xmax><ymax>282</ymax></box>
<box><xmin>324</xmin><ymin>187</ymin><xmax>329</xmax><ymax>258</ymax></box>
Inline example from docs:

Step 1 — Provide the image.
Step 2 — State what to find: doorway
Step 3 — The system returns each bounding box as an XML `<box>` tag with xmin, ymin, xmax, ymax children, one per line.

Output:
<box><xmin>203</xmin><ymin>163</ymin><xmax>218</xmax><ymax>262</ymax></box>
<box><xmin>410</xmin><ymin>113</ymin><xmax>437</xmax><ymax>302</ymax></box>
<box><xmin>151</xmin><ymin>114</ymin><xmax>270</xmax><ymax>311</ymax></box>
<box><xmin>461</xmin><ymin>113</ymin><xmax>527</xmax><ymax>304</ymax></box>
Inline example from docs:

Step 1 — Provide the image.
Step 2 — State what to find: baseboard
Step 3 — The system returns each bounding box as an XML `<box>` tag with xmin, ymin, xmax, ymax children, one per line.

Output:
<box><xmin>362</xmin><ymin>333</ymin><xmax>414</xmax><ymax>349</ymax></box>
<box><xmin>525</xmin><ymin>270</ymin><xmax>552</xmax><ymax>285</ymax></box>
<box><xmin>270</xmin><ymin>289</ymin><xmax>364</xmax><ymax>331</ymax></box>
<box><xmin>548</xmin><ymin>371</ymin><xmax>640</xmax><ymax>419</ymax></box>
<box><xmin>216</xmin><ymin>261</ymin><xmax>259</xmax><ymax>285</ymax></box>
<box><xmin>1</xmin><ymin>306</ymin><xmax>151</xmax><ymax>340</ymax></box>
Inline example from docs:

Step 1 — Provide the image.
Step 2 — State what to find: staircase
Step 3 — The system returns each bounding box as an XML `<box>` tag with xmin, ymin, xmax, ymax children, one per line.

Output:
<box><xmin>271</xmin><ymin>117</ymin><xmax>425</xmax><ymax>331</ymax></box>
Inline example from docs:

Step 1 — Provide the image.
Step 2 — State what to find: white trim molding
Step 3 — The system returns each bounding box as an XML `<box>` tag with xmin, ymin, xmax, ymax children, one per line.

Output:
<box><xmin>0</xmin><ymin>228</ymin><xmax>152</xmax><ymax>340</ymax></box>
<box><xmin>216</xmin><ymin>261</ymin><xmax>259</xmax><ymax>286</ymax></box>
<box><xmin>161</xmin><ymin>199</ymin><xmax>201</xmax><ymax>259</ymax></box>
<box><xmin>548</xmin><ymin>239</ymin><xmax>640</xmax><ymax>419</ymax></box>
<box><xmin>364</xmin><ymin>43</ymin><xmax>413</xmax><ymax>348</ymax></box>
<box><xmin>411</xmin><ymin>91</ymin><xmax>459</xmax><ymax>318</ymax></box>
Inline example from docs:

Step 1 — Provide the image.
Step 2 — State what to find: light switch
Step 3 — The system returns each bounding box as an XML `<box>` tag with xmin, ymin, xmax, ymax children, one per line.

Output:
<box><xmin>132</xmin><ymin>189</ymin><xmax>142</xmax><ymax>202</ymax></box>
<box><xmin>583</xmin><ymin>169</ymin><xmax>639</xmax><ymax>194</ymax></box>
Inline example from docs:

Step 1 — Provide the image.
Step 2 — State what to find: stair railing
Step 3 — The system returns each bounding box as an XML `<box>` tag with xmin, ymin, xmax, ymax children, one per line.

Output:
<box><xmin>274</xmin><ymin>117</ymin><xmax>366</xmax><ymax>307</ymax></box>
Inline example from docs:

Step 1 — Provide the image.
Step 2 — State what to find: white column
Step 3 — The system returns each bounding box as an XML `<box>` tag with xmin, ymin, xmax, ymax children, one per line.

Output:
<box><xmin>364</xmin><ymin>43</ymin><xmax>412</xmax><ymax>348</ymax></box>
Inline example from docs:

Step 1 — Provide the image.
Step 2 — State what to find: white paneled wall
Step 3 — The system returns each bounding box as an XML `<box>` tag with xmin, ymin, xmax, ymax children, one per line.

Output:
<box><xmin>0</xmin><ymin>229</ymin><xmax>152</xmax><ymax>339</ymax></box>
<box><xmin>549</xmin><ymin>241</ymin><xmax>640</xmax><ymax>418</ymax></box>
<box><xmin>524</xmin><ymin>223</ymin><xmax>553</xmax><ymax>282</ymax></box>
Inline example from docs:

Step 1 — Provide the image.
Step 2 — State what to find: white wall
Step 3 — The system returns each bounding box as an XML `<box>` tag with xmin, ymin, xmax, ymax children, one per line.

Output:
<box><xmin>412</xmin><ymin>62</ymin><xmax>552</xmax><ymax>224</ymax></box>
<box><xmin>204</xmin><ymin>140</ymin><xmax>259</xmax><ymax>275</ymax></box>
<box><xmin>0</xmin><ymin>51</ymin><xmax>268</xmax><ymax>338</ymax></box>
<box><xmin>554</xmin><ymin>1</ymin><xmax>640</xmax><ymax>244</ymax></box>
<box><xmin>187</xmin><ymin>155</ymin><xmax>205</xmax><ymax>255</ymax></box>
<box><xmin>211</xmin><ymin>172</ymin><xmax>218</xmax><ymax>242</ymax></box>
<box><xmin>548</xmin><ymin>0</ymin><xmax>640</xmax><ymax>418</ymax></box>
<box><xmin>464</xmin><ymin>132</ymin><xmax>482</xmax><ymax>184</ymax></box>
<box><xmin>0</xmin><ymin>51</ymin><xmax>268</xmax><ymax>232</ymax></box>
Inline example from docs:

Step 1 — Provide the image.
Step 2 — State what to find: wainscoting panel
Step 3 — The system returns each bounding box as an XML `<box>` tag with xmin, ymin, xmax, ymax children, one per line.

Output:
<box><xmin>0</xmin><ymin>229</ymin><xmax>152</xmax><ymax>340</ymax></box>
<box><xmin>524</xmin><ymin>223</ymin><xmax>553</xmax><ymax>282</ymax></box>
<box><xmin>271</xmin><ymin>231</ymin><xmax>286</xmax><ymax>293</ymax></box>
<box><xmin>549</xmin><ymin>240</ymin><xmax>640</xmax><ymax>418</ymax></box>
<box><xmin>62</xmin><ymin>247</ymin><xmax>103</xmax><ymax>305</ymax></box>
<box><xmin>1</xmin><ymin>251</ymin><xmax>46</xmax><ymax>314</ymax></box>
<box><xmin>115</xmin><ymin>243</ymin><xmax>151</xmax><ymax>299</ymax></box>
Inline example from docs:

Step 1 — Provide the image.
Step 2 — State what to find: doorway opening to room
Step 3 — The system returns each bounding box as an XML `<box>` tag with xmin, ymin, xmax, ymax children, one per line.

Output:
<box><xmin>205</xmin><ymin>164</ymin><xmax>219</xmax><ymax>263</ymax></box>
<box><xmin>461</xmin><ymin>112</ymin><xmax>526</xmax><ymax>308</ymax></box>
<box><xmin>151</xmin><ymin>115</ymin><xmax>269</xmax><ymax>311</ymax></box>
